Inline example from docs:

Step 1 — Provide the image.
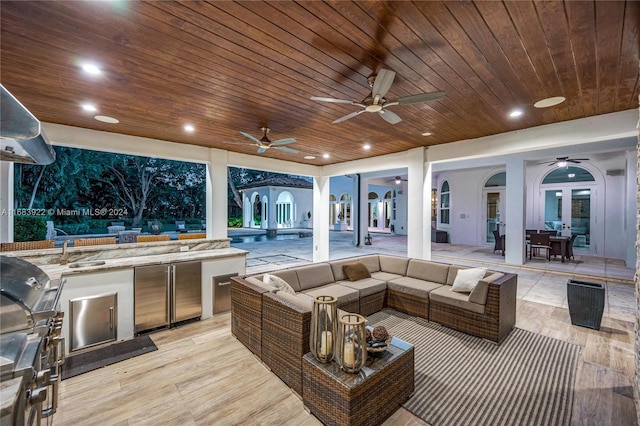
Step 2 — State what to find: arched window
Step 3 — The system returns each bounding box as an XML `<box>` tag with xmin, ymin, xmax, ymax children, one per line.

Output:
<box><xmin>542</xmin><ymin>166</ymin><xmax>595</xmax><ymax>184</ymax></box>
<box><xmin>276</xmin><ymin>191</ymin><xmax>294</xmax><ymax>227</ymax></box>
<box><xmin>440</xmin><ymin>181</ymin><xmax>450</xmax><ymax>224</ymax></box>
<box><xmin>484</xmin><ymin>172</ymin><xmax>506</xmax><ymax>187</ymax></box>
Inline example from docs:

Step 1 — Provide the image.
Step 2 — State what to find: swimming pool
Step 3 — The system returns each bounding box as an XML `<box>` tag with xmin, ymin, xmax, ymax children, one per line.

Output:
<box><xmin>230</xmin><ymin>233</ymin><xmax>308</xmax><ymax>244</ymax></box>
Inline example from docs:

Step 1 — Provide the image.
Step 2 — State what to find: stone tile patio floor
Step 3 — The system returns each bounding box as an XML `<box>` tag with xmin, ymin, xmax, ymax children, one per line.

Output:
<box><xmin>230</xmin><ymin>229</ymin><xmax>636</xmax><ymax>322</ymax></box>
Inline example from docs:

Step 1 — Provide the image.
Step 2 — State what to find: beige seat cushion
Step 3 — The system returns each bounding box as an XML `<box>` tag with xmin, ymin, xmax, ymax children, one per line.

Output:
<box><xmin>274</xmin><ymin>291</ymin><xmax>314</xmax><ymax>312</ymax></box>
<box><xmin>303</xmin><ymin>284</ymin><xmax>359</xmax><ymax>304</ymax></box>
<box><xmin>371</xmin><ymin>271</ymin><xmax>404</xmax><ymax>282</ymax></box>
<box><xmin>295</xmin><ymin>263</ymin><xmax>336</xmax><ymax>290</ymax></box>
<box><xmin>336</xmin><ymin>278</ymin><xmax>386</xmax><ymax>297</ymax></box>
<box><xmin>406</xmin><ymin>259</ymin><xmax>449</xmax><ymax>284</ymax></box>
<box><xmin>378</xmin><ymin>255</ymin><xmax>409</xmax><ymax>275</ymax></box>
<box><xmin>429</xmin><ymin>285</ymin><xmax>485</xmax><ymax>314</ymax></box>
<box><xmin>387</xmin><ymin>277</ymin><xmax>443</xmax><ymax>299</ymax></box>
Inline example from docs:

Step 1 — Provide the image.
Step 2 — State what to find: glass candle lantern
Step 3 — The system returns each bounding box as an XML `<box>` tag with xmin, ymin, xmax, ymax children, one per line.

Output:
<box><xmin>310</xmin><ymin>295</ymin><xmax>338</xmax><ymax>363</ymax></box>
<box><xmin>337</xmin><ymin>313</ymin><xmax>367</xmax><ymax>373</ymax></box>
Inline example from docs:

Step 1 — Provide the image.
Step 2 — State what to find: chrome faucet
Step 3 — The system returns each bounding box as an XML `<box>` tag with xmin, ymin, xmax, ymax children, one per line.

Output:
<box><xmin>60</xmin><ymin>239</ymin><xmax>70</xmax><ymax>265</ymax></box>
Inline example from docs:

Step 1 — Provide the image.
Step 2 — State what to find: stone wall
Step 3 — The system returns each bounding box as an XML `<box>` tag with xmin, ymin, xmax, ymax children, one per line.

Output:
<box><xmin>636</xmin><ymin>98</ymin><xmax>639</xmax><ymax>426</ymax></box>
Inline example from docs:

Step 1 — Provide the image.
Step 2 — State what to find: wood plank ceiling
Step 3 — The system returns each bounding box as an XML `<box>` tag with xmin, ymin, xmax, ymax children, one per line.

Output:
<box><xmin>1</xmin><ymin>1</ymin><xmax>638</xmax><ymax>166</ymax></box>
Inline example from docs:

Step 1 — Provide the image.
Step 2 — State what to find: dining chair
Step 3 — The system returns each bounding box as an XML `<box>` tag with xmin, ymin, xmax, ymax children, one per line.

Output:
<box><xmin>492</xmin><ymin>230</ymin><xmax>504</xmax><ymax>254</ymax></box>
<box><xmin>529</xmin><ymin>233</ymin><xmax>551</xmax><ymax>260</ymax></box>
<box><xmin>565</xmin><ymin>234</ymin><xmax>578</xmax><ymax>261</ymax></box>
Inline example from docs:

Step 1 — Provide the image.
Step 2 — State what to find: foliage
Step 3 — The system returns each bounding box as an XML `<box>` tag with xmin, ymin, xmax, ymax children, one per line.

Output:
<box><xmin>13</xmin><ymin>146</ymin><xmax>207</xmax><ymax>235</ymax></box>
<box><xmin>14</xmin><ymin>216</ymin><xmax>47</xmax><ymax>242</ymax></box>
<box><xmin>228</xmin><ymin>217</ymin><xmax>243</xmax><ymax>228</ymax></box>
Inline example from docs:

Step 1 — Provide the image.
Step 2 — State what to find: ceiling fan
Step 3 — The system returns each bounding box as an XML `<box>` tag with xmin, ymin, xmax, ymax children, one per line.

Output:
<box><xmin>385</xmin><ymin>176</ymin><xmax>407</xmax><ymax>185</ymax></box>
<box><xmin>547</xmin><ymin>156</ymin><xmax>590</xmax><ymax>167</ymax></box>
<box><xmin>224</xmin><ymin>127</ymin><xmax>298</xmax><ymax>154</ymax></box>
<box><xmin>310</xmin><ymin>68</ymin><xmax>445</xmax><ymax>124</ymax></box>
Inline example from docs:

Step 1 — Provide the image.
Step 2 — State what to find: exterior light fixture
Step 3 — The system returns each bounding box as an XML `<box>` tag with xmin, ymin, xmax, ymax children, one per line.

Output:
<box><xmin>81</xmin><ymin>103</ymin><xmax>97</xmax><ymax>112</ymax></box>
<box><xmin>184</xmin><ymin>124</ymin><xmax>195</xmax><ymax>132</ymax></box>
<box><xmin>363</xmin><ymin>144</ymin><xmax>371</xmax><ymax>150</ymax></box>
<box><xmin>323</xmin><ymin>153</ymin><xmax>330</xmax><ymax>159</ymax></box>
<box><xmin>509</xmin><ymin>109</ymin><xmax>523</xmax><ymax>118</ymax></box>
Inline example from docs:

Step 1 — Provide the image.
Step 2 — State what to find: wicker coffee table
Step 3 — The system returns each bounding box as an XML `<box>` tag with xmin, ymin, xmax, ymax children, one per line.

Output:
<box><xmin>302</xmin><ymin>336</ymin><xmax>414</xmax><ymax>426</ymax></box>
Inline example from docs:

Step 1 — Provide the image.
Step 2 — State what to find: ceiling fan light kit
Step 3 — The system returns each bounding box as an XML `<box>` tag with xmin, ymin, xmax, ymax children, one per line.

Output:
<box><xmin>547</xmin><ymin>156</ymin><xmax>590</xmax><ymax>168</ymax></box>
<box><xmin>311</xmin><ymin>68</ymin><xmax>445</xmax><ymax>125</ymax></box>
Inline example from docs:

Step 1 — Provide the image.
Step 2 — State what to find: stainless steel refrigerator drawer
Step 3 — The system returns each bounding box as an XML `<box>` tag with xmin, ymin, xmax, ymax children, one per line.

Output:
<box><xmin>69</xmin><ymin>292</ymin><xmax>117</xmax><ymax>351</ymax></box>
<box><xmin>212</xmin><ymin>273</ymin><xmax>237</xmax><ymax>315</ymax></box>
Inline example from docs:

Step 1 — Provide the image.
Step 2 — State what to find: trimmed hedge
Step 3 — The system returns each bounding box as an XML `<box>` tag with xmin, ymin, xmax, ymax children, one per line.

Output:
<box><xmin>14</xmin><ymin>216</ymin><xmax>47</xmax><ymax>242</ymax></box>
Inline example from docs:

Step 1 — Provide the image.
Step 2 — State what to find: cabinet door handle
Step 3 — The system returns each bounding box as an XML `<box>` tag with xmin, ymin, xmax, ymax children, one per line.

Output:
<box><xmin>109</xmin><ymin>307</ymin><xmax>114</xmax><ymax>329</ymax></box>
<box><xmin>218</xmin><ymin>281</ymin><xmax>231</xmax><ymax>286</ymax></box>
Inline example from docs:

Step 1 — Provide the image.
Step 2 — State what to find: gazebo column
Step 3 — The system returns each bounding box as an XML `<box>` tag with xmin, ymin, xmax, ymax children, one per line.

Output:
<box><xmin>0</xmin><ymin>161</ymin><xmax>14</xmax><ymax>243</ymax></box>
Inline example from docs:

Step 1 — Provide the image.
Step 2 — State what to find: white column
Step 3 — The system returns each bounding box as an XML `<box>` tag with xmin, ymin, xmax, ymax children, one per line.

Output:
<box><xmin>424</xmin><ymin>161</ymin><xmax>433</xmax><ymax>260</ymax></box>
<box><xmin>358</xmin><ymin>176</ymin><xmax>369</xmax><ymax>246</ymax></box>
<box><xmin>0</xmin><ymin>162</ymin><xmax>14</xmax><ymax>243</ymax></box>
<box><xmin>313</xmin><ymin>175</ymin><xmax>330</xmax><ymax>262</ymax></box>
<box><xmin>504</xmin><ymin>157</ymin><xmax>526</xmax><ymax>265</ymax></box>
<box><xmin>407</xmin><ymin>147</ymin><xmax>429</xmax><ymax>259</ymax></box>
<box><xmin>207</xmin><ymin>149</ymin><xmax>228</xmax><ymax>239</ymax></box>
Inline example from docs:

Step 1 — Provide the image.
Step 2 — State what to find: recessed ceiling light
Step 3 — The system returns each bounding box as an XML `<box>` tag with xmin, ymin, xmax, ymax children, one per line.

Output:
<box><xmin>534</xmin><ymin>96</ymin><xmax>566</xmax><ymax>108</ymax></box>
<box><xmin>94</xmin><ymin>115</ymin><xmax>119</xmax><ymax>124</ymax></box>
<box><xmin>323</xmin><ymin>153</ymin><xmax>330</xmax><ymax>159</ymax></box>
<box><xmin>81</xmin><ymin>63</ymin><xmax>102</xmax><ymax>75</ymax></box>
<box><xmin>304</xmin><ymin>155</ymin><xmax>316</xmax><ymax>160</ymax></box>
<box><xmin>509</xmin><ymin>109</ymin><xmax>523</xmax><ymax>118</ymax></box>
<box><xmin>184</xmin><ymin>124</ymin><xmax>195</xmax><ymax>132</ymax></box>
<box><xmin>81</xmin><ymin>103</ymin><xmax>97</xmax><ymax>112</ymax></box>
<box><xmin>363</xmin><ymin>144</ymin><xmax>371</xmax><ymax>150</ymax></box>
<box><xmin>422</xmin><ymin>132</ymin><xmax>433</xmax><ymax>136</ymax></box>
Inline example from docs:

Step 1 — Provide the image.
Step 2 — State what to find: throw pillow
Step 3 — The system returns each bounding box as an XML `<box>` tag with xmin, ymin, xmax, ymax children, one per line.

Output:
<box><xmin>264</xmin><ymin>274</ymin><xmax>296</xmax><ymax>295</ymax></box>
<box><xmin>451</xmin><ymin>267</ymin><xmax>487</xmax><ymax>293</ymax></box>
<box><xmin>342</xmin><ymin>262</ymin><xmax>371</xmax><ymax>282</ymax></box>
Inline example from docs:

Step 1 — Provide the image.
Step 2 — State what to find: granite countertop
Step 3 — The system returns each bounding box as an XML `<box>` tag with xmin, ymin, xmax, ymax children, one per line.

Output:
<box><xmin>39</xmin><ymin>247</ymin><xmax>248</xmax><ymax>279</ymax></box>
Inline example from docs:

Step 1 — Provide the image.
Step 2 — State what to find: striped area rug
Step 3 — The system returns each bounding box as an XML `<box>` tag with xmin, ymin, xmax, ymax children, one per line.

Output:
<box><xmin>367</xmin><ymin>310</ymin><xmax>580</xmax><ymax>426</ymax></box>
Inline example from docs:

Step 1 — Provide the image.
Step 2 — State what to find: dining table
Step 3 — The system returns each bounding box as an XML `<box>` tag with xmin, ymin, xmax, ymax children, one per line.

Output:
<box><xmin>525</xmin><ymin>234</ymin><xmax>569</xmax><ymax>263</ymax></box>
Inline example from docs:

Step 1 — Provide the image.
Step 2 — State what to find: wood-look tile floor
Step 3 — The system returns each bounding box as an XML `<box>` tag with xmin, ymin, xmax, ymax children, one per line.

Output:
<box><xmin>55</xmin><ymin>299</ymin><xmax>637</xmax><ymax>426</ymax></box>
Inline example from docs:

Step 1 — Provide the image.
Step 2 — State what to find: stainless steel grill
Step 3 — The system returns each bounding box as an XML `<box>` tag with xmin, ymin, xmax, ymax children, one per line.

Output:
<box><xmin>1</xmin><ymin>255</ymin><xmax>65</xmax><ymax>426</ymax></box>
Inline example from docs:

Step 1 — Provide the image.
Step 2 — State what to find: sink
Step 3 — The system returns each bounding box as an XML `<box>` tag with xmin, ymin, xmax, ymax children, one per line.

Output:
<box><xmin>67</xmin><ymin>261</ymin><xmax>106</xmax><ymax>268</ymax></box>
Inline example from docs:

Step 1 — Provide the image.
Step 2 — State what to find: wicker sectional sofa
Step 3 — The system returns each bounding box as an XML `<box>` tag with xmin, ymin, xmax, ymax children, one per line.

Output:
<box><xmin>230</xmin><ymin>254</ymin><xmax>517</xmax><ymax>397</ymax></box>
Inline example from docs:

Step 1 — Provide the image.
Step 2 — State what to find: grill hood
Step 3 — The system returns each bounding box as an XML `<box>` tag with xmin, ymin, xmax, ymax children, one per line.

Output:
<box><xmin>0</xmin><ymin>85</ymin><xmax>56</xmax><ymax>165</ymax></box>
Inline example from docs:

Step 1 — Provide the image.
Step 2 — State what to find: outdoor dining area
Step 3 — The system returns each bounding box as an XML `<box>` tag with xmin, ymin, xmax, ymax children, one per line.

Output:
<box><xmin>493</xmin><ymin>229</ymin><xmax>577</xmax><ymax>263</ymax></box>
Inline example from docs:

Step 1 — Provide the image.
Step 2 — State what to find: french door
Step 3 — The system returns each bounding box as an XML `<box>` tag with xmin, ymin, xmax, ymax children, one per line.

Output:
<box><xmin>483</xmin><ymin>190</ymin><xmax>505</xmax><ymax>244</ymax></box>
<box><xmin>542</xmin><ymin>187</ymin><xmax>594</xmax><ymax>253</ymax></box>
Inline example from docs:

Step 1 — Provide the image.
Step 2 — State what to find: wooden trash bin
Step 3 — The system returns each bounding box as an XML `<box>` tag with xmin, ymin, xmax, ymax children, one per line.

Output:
<box><xmin>567</xmin><ymin>279</ymin><xmax>605</xmax><ymax>330</ymax></box>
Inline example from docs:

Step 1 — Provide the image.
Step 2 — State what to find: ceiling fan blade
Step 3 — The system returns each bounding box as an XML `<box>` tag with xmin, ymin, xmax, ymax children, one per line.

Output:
<box><xmin>275</xmin><ymin>146</ymin><xmax>299</xmax><ymax>154</ymax></box>
<box><xmin>270</xmin><ymin>137</ymin><xmax>296</xmax><ymax>146</ymax></box>
<box><xmin>240</xmin><ymin>131</ymin><xmax>262</xmax><ymax>144</ymax></box>
<box><xmin>257</xmin><ymin>147</ymin><xmax>267</xmax><ymax>154</ymax></box>
<box><xmin>391</xmin><ymin>91</ymin><xmax>446</xmax><ymax>105</ymax></box>
<box><xmin>223</xmin><ymin>141</ymin><xmax>257</xmax><ymax>146</ymax></box>
<box><xmin>310</xmin><ymin>96</ymin><xmax>356</xmax><ymax>105</ymax></box>
<box><xmin>371</xmin><ymin>68</ymin><xmax>396</xmax><ymax>100</ymax></box>
<box><xmin>378</xmin><ymin>109</ymin><xmax>401</xmax><ymax>124</ymax></box>
<box><xmin>332</xmin><ymin>109</ymin><xmax>365</xmax><ymax>124</ymax></box>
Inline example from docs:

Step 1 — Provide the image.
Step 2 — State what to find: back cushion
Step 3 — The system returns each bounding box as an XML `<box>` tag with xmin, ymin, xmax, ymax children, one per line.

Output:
<box><xmin>330</xmin><ymin>256</ymin><xmax>381</xmax><ymax>281</ymax></box>
<box><xmin>295</xmin><ymin>263</ymin><xmax>335</xmax><ymax>290</ymax></box>
<box><xmin>446</xmin><ymin>265</ymin><xmax>465</xmax><ymax>285</ymax></box>
<box><xmin>406</xmin><ymin>259</ymin><xmax>449</xmax><ymax>284</ymax></box>
<box><xmin>379</xmin><ymin>255</ymin><xmax>409</xmax><ymax>275</ymax></box>
<box><xmin>272</xmin><ymin>269</ymin><xmax>302</xmax><ymax>292</ymax></box>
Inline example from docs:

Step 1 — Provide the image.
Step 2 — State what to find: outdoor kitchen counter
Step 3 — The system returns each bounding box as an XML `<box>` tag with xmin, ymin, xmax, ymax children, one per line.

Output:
<box><xmin>38</xmin><ymin>246</ymin><xmax>247</xmax><ymax>280</ymax></box>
